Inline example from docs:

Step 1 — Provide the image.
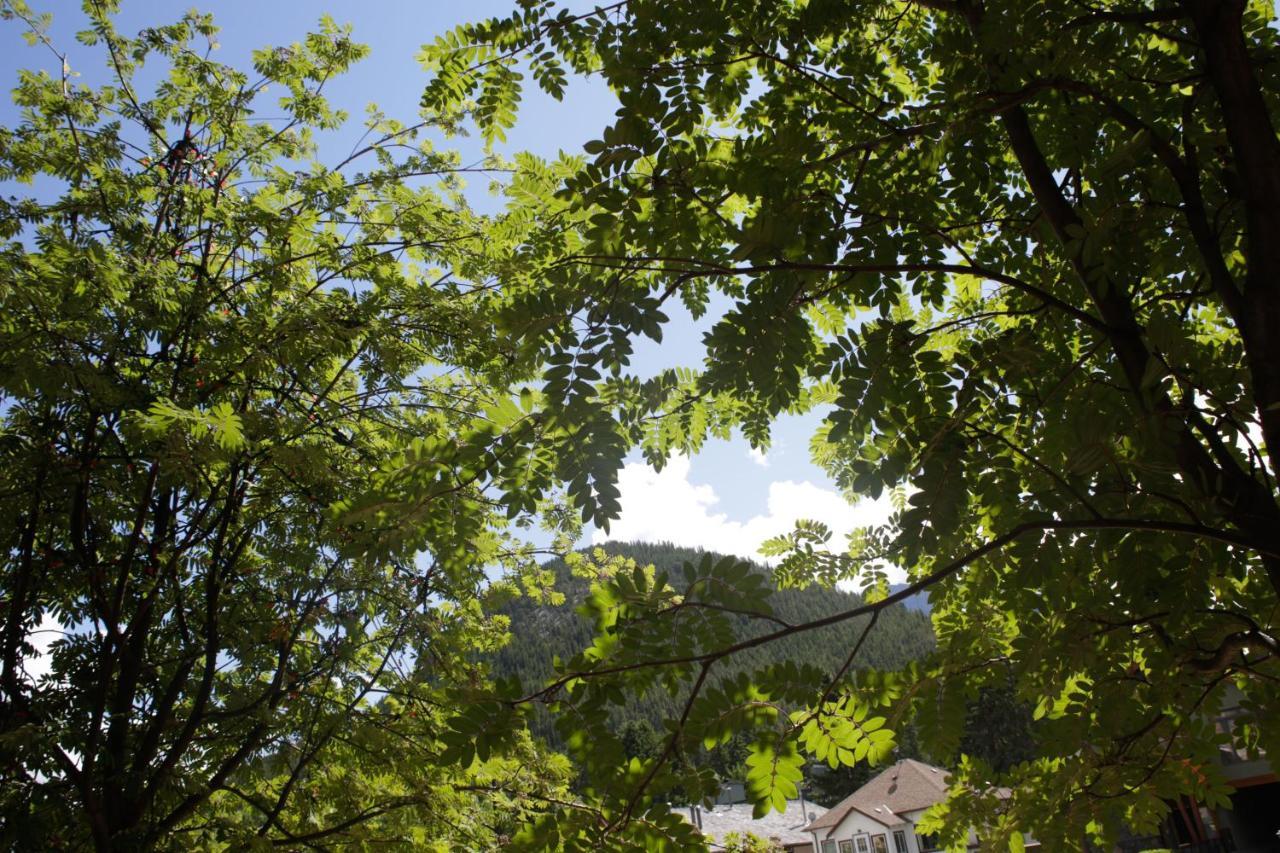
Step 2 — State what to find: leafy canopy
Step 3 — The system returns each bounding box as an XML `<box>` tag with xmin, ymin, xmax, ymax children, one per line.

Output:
<box><xmin>0</xmin><ymin>2</ymin><xmax>605</xmax><ymax>848</ymax></box>
<box><xmin>422</xmin><ymin>0</ymin><xmax>1280</xmax><ymax>849</ymax></box>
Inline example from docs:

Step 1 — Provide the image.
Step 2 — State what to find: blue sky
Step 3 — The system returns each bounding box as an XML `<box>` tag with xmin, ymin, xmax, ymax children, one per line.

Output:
<box><xmin>1</xmin><ymin>1</ymin><xmax>894</xmax><ymax>571</ymax></box>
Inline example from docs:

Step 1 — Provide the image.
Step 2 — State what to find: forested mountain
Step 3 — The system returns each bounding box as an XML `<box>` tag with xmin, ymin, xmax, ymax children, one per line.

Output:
<box><xmin>489</xmin><ymin>542</ymin><xmax>936</xmax><ymax>743</ymax></box>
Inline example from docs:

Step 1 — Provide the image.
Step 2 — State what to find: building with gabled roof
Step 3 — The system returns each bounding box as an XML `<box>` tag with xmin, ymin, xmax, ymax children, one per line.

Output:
<box><xmin>803</xmin><ymin>759</ymin><xmax>1035</xmax><ymax>853</ymax></box>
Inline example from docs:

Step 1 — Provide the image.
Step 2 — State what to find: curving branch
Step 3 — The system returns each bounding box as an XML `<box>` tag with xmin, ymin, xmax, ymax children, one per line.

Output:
<box><xmin>515</xmin><ymin>516</ymin><xmax>1277</xmax><ymax>705</ymax></box>
<box><xmin>561</xmin><ymin>254</ymin><xmax>1109</xmax><ymax>332</ymax></box>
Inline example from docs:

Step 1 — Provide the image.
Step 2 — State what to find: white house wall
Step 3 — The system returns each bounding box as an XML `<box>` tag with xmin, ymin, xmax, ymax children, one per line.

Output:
<box><xmin>810</xmin><ymin>808</ymin><xmax>921</xmax><ymax>853</ymax></box>
<box><xmin>810</xmin><ymin>808</ymin><xmax>1025</xmax><ymax>853</ymax></box>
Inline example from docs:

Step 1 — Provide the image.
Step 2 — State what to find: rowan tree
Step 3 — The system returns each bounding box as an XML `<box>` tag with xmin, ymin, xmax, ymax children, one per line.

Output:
<box><xmin>422</xmin><ymin>0</ymin><xmax>1280</xmax><ymax>849</ymax></box>
<box><xmin>0</xmin><ymin>3</ymin><xmax>591</xmax><ymax>848</ymax></box>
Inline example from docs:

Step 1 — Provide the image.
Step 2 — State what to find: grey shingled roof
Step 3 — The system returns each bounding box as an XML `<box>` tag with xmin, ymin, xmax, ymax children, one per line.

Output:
<box><xmin>805</xmin><ymin>759</ymin><xmax>950</xmax><ymax>833</ymax></box>
<box><xmin>674</xmin><ymin>799</ymin><xmax>829</xmax><ymax>849</ymax></box>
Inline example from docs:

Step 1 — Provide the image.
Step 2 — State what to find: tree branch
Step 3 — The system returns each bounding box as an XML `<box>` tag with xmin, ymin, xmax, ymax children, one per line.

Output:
<box><xmin>517</xmin><ymin>517</ymin><xmax>1276</xmax><ymax>704</ymax></box>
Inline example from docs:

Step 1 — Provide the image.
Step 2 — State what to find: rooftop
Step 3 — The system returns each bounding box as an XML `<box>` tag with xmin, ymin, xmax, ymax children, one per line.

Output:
<box><xmin>674</xmin><ymin>798</ymin><xmax>829</xmax><ymax>849</ymax></box>
<box><xmin>805</xmin><ymin>759</ymin><xmax>950</xmax><ymax>833</ymax></box>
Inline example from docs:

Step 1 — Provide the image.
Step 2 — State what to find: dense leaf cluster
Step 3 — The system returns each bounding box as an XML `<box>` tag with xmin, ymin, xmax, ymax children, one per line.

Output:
<box><xmin>0</xmin><ymin>4</ymin><xmax>594</xmax><ymax>848</ymax></box>
<box><xmin>422</xmin><ymin>0</ymin><xmax>1280</xmax><ymax>848</ymax></box>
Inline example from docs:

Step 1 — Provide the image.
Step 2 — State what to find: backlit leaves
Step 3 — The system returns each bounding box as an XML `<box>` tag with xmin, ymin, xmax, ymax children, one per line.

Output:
<box><xmin>0</xmin><ymin>5</ymin><xmax>588</xmax><ymax>848</ymax></box>
<box><xmin>421</xmin><ymin>0</ymin><xmax>1280</xmax><ymax>848</ymax></box>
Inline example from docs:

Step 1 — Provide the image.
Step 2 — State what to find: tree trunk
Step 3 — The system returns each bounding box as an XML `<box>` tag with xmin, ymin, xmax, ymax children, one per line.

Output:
<box><xmin>1190</xmin><ymin>0</ymin><xmax>1280</xmax><ymax>485</ymax></box>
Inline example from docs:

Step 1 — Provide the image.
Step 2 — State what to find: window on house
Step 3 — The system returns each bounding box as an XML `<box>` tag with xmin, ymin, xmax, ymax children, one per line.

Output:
<box><xmin>822</xmin><ymin>842</ymin><xmax>837</xmax><ymax>853</ymax></box>
<box><xmin>855</xmin><ymin>837</ymin><xmax>870</xmax><ymax>853</ymax></box>
<box><xmin>871</xmin><ymin>835</ymin><xmax>889</xmax><ymax>853</ymax></box>
<box><xmin>838</xmin><ymin>841</ymin><xmax>854</xmax><ymax>853</ymax></box>
<box><xmin>892</xmin><ymin>830</ymin><xmax>908</xmax><ymax>853</ymax></box>
<box><xmin>917</xmin><ymin>832</ymin><xmax>941</xmax><ymax>852</ymax></box>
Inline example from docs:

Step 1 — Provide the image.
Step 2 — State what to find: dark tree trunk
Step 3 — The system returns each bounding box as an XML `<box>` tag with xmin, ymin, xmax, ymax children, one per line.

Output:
<box><xmin>1190</xmin><ymin>0</ymin><xmax>1280</xmax><ymax>484</ymax></box>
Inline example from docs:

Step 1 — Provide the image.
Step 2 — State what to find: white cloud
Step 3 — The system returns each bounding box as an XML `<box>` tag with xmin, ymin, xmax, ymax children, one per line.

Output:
<box><xmin>593</xmin><ymin>455</ymin><xmax>901</xmax><ymax>580</ymax></box>
<box><xmin>747</xmin><ymin>446</ymin><xmax>769</xmax><ymax>467</ymax></box>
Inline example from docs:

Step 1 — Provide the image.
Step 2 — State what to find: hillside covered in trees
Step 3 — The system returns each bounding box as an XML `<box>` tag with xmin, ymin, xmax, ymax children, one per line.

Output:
<box><xmin>489</xmin><ymin>542</ymin><xmax>936</xmax><ymax>744</ymax></box>
<box><xmin>484</xmin><ymin>542</ymin><xmax>1038</xmax><ymax>806</ymax></box>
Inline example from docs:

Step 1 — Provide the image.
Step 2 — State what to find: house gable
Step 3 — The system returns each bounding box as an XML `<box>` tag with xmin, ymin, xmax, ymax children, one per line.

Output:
<box><xmin>806</xmin><ymin>760</ymin><xmax>949</xmax><ymax>836</ymax></box>
<box><xmin>814</xmin><ymin>804</ymin><xmax>919</xmax><ymax>853</ymax></box>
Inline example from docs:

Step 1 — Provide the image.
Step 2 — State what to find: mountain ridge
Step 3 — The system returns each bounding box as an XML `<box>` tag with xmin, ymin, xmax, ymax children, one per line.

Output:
<box><xmin>488</xmin><ymin>541</ymin><xmax>937</xmax><ymax>744</ymax></box>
